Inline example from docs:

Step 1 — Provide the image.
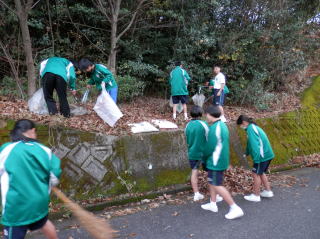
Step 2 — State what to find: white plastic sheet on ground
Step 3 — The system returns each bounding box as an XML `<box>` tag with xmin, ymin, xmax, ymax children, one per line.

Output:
<box><xmin>151</xmin><ymin>120</ymin><xmax>178</xmax><ymax>129</ymax></box>
<box><xmin>28</xmin><ymin>88</ymin><xmax>49</xmax><ymax>115</ymax></box>
<box><xmin>128</xmin><ymin>122</ymin><xmax>159</xmax><ymax>134</ymax></box>
<box><xmin>192</xmin><ymin>93</ymin><xmax>206</xmax><ymax>107</ymax></box>
<box><xmin>93</xmin><ymin>82</ymin><xmax>123</xmax><ymax>127</ymax></box>
<box><xmin>169</xmin><ymin>96</ymin><xmax>183</xmax><ymax>113</ymax></box>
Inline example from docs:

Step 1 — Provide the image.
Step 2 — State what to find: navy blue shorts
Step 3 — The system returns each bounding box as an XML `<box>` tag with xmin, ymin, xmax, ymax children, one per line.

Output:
<box><xmin>4</xmin><ymin>215</ymin><xmax>48</xmax><ymax>239</ymax></box>
<box><xmin>213</xmin><ymin>89</ymin><xmax>225</xmax><ymax>106</ymax></box>
<box><xmin>252</xmin><ymin>160</ymin><xmax>272</xmax><ymax>175</ymax></box>
<box><xmin>172</xmin><ymin>95</ymin><xmax>188</xmax><ymax>104</ymax></box>
<box><xmin>207</xmin><ymin>170</ymin><xmax>224</xmax><ymax>186</ymax></box>
<box><xmin>189</xmin><ymin>160</ymin><xmax>202</xmax><ymax>170</ymax></box>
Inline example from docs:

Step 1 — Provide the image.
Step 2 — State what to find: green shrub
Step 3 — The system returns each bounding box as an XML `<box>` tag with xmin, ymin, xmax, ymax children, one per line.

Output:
<box><xmin>117</xmin><ymin>75</ymin><xmax>146</xmax><ymax>102</ymax></box>
<box><xmin>0</xmin><ymin>76</ymin><xmax>27</xmax><ymax>98</ymax></box>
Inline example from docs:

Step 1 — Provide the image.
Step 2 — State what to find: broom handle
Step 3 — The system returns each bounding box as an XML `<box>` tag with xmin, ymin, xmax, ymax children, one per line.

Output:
<box><xmin>52</xmin><ymin>187</ymin><xmax>73</xmax><ymax>204</ymax></box>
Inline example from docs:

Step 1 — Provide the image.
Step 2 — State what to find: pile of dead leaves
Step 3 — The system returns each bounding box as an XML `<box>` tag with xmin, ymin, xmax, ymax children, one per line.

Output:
<box><xmin>198</xmin><ymin>167</ymin><xmax>254</xmax><ymax>195</ymax></box>
<box><xmin>0</xmin><ymin>93</ymin><xmax>301</xmax><ymax>135</ymax></box>
<box><xmin>197</xmin><ymin>166</ymin><xmax>302</xmax><ymax>195</ymax></box>
<box><xmin>290</xmin><ymin>154</ymin><xmax>320</xmax><ymax>168</ymax></box>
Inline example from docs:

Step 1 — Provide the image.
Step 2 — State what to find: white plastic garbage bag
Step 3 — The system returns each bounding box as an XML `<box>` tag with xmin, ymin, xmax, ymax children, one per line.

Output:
<box><xmin>151</xmin><ymin>120</ymin><xmax>178</xmax><ymax>129</ymax></box>
<box><xmin>169</xmin><ymin>96</ymin><xmax>183</xmax><ymax>113</ymax></box>
<box><xmin>81</xmin><ymin>89</ymin><xmax>90</xmax><ymax>104</ymax></box>
<box><xmin>28</xmin><ymin>88</ymin><xmax>49</xmax><ymax>115</ymax></box>
<box><xmin>192</xmin><ymin>93</ymin><xmax>206</xmax><ymax>107</ymax></box>
<box><xmin>93</xmin><ymin>82</ymin><xmax>123</xmax><ymax>127</ymax></box>
<box><xmin>128</xmin><ymin>122</ymin><xmax>159</xmax><ymax>134</ymax></box>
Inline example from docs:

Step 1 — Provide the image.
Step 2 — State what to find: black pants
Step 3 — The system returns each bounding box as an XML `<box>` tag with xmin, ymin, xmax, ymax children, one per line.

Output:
<box><xmin>42</xmin><ymin>72</ymin><xmax>70</xmax><ymax>117</ymax></box>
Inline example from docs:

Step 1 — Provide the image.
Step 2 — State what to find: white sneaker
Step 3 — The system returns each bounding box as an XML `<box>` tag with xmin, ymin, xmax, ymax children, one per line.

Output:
<box><xmin>244</xmin><ymin>194</ymin><xmax>261</xmax><ymax>202</ymax></box>
<box><xmin>225</xmin><ymin>206</ymin><xmax>244</xmax><ymax>220</ymax></box>
<box><xmin>201</xmin><ymin>202</ymin><xmax>218</xmax><ymax>212</ymax></box>
<box><xmin>193</xmin><ymin>193</ymin><xmax>204</xmax><ymax>201</ymax></box>
<box><xmin>260</xmin><ymin>190</ymin><xmax>274</xmax><ymax>198</ymax></box>
<box><xmin>220</xmin><ymin>115</ymin><xmax>227</xmax><ymax>123</ymax></box>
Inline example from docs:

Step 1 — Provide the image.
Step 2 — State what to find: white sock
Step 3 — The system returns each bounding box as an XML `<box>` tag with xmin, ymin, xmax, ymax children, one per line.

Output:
<box><xmin>230</xmin><ymin>203</ymin><xmax>238</xmax><ymax>209</ymax></box>
<box><xmin>209</xmin><ymin>199</ymin><xmax>217</xmax><ymax>205</ymax></box>
<box><xmin>184</xmin><ymin>113</ymin><xmax>188</xmax><ymax>118</ymax></box>
<box><xmin>195</xmin><ymin>192</ymin><xmax>201</xmax><ymax>196</ymax></box>
<box><xmin>173</xmin><ymin>113</ymin><xmax>176</xmax><ymax>119</ymax></box>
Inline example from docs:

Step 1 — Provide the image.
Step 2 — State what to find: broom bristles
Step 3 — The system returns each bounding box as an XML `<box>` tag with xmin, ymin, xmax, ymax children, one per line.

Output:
<box><xmin>52</xmin><ymin>187</ymin><xmax>116</xmax><ymax>239</ymax></box>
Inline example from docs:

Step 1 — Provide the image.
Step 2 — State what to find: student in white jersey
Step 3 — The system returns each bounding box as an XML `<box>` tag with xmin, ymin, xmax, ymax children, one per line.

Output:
<box><xmin>209</xmin><ymin>66</ymin><xmax>227</xmax><ymax>122</ymax></box>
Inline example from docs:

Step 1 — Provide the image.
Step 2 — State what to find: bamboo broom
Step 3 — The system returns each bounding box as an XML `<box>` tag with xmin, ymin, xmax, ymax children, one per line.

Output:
<box><xmin>52</xmin><ymin>187</ymin><xmax>116</xmax><ymax>239</ymax></box>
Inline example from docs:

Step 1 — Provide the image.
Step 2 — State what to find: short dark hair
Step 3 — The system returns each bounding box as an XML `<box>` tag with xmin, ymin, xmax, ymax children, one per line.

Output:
<box><xmin>236</xmin><ymin>115</ymin><xmax>256</xmax><ymax>125</ymax></box>
<box><xmin>70</xmin><ymin>60</ymin><xmax>79</xmax><ymax>70</ymax></box>
<box><xmin>213</xmin><ymin>65</ymin><xmax>221</xmax><ymax>69</ymax></box>
<box><xmin>206</xmin><ymin>105</ymin><xmax>221</xmax><ymax>118</ymax></box>
<box><xmin>79</xmin><ymin>58</ymin><xmax>94</xmax><ymax>71</ymax></box>
<box><xmin>10</xmin><ymin>119</ymin><xmax>36</xmax><ymax>142</ymax></box>
<box><xmin>190</xmin><ymin>106</ymin><xmax>203</xmax><ymax>118</ymax></box>
<box><xmin>175</xmin><ymin>61</ymin><xmax>181</xmax><ymax>66</ymax></box>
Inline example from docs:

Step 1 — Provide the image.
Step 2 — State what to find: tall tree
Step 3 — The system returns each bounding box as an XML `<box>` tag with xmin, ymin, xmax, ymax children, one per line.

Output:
<box><xmin>92</xmin><ymin>0</ymin><xmax>149</xmax><ymax>74</ymax></box>
<box><xmin>13</xmin><ymin>0</ymin><xmax>36</xmax><ymax>96</ymax></box>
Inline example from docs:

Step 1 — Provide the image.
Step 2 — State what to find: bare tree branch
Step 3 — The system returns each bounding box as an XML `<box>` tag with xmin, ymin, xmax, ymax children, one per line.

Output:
<box><xmin>0</xmin><ymin>40</ymin><xmax>25</xmax><ymax>99</ymax></box>
<box><xmin>25</xmin><ymin>0</ymin><xmax>34</xmax><ymax>13</ymax></box>
<box><xmin>92</xmin><ymin>0</ymin><xmax>112</xmax><ymax>23</ymax></box>
<box><xmin>65</xmin><ymin>3</ymin><xmax>109</xmax><ymax>57</ymax></box>
<box><xmin>0</xmin><ymin>0</ymin><xmax>16</xmax><ymax>14</ymax></box>
<box><xmin>30</xmin><ymin>0</ymin><xmax>41</xmax><ymax>9</ymax></box>
<box><xmin>116</xmin><ymin>0</ymin><xmax>147</xmax><ymax>42</ymax></box>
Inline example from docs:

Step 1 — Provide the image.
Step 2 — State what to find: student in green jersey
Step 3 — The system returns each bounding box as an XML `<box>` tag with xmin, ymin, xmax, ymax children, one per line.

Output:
<box><xmin>40</xmin><ymin>57</ymin><xmax>77</xmax><ymax>117</ymax></box>
<box><xmin>0</xmin><ymin>119</ymin><xmax>61</xmax><ymax>239</ymax></box>
<box><xmin>169</xmin><ymin>61</ymin><xmax>191</xmax><ymax>120</ymax></box>
<box><xmin>201</xmin><ymin>106</ymin><xmax>244</xmax><ymax>220</ymax></box>
<box><xmin>185</xmin><ymin>106</ymin><xmax>208</xmax><ymax>201</ymax></box>
<box><xmin>237</xmin><ymin>115</ymin><xmax>275</xmax><ymax>202</ymax></box>
<box><xmin>79</xmin><ymin>58</ymin><xmax>118</xmax><ymax>103</ymax></box>
<box><xmin>185</xmin><ymin>106</ymin><xmax>223</xmax><ymax>202</ymax></box>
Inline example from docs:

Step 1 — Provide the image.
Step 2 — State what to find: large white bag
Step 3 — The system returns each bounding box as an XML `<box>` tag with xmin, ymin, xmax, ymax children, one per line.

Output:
<box><xmin>28</xmin><ymin>88</ymin><xmax>49</xmax><ymax>115</ymax></box>
<box><xmin>93</xmin><ymin>82</ymin><xmax>123</xmax><ymax>127</ymax></box>
<box><xmin>192</xmin><ymin>93</ymin><xmax>206</xmax><ymax>107</ymax></box>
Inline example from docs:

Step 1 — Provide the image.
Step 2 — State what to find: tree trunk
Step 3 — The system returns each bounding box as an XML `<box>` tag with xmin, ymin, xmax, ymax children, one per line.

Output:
<box><xmin>14</xmin><ymin>0</ymin><xmax>36</xmax><ymax>97</ymax></box>
<box><xmin>107</xmin><ymin>0</ymin><xmax>121</xmax><ymax>75</ymax></box>
<box><xmin>108</xmin><ymin>21</ymin><xmax>117</xmax><ymax>75</ymax></box>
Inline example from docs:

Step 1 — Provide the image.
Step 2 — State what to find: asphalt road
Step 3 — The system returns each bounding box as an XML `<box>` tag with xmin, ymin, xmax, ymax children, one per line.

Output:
<box><xmin>28</xmin><ymin>167</ymin><xmax>320</xmax><ymax>239</ymax></box>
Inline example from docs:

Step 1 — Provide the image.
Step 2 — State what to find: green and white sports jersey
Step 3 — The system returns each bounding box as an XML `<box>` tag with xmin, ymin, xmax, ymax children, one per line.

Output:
<box><xmin>0</xmin><ymin>141</ymin><xmax>61</xmax><ymax>226</ymax></box>
<box><xmin>169</xmin><ymin>66</ymin><xmax>191</xmax><ymax>96</ymax></box>
<box><xmin>39</xmin><ymin>57</ymin><xmax>77</xmax><ymax>90</ymax></box>
<box><xmin>203</xmin><ymin>120</ymin><xmax>230</xmax><ymax>171</ymax></box>
<box><xmin>185</xmin><ymin>120</ymin><xmax>209</xmax><ymax>161</ymax></box>
<box><xmin>245</xmin><ymin>123</ymin><xmax>275</xmax><ymax>163</ymax></box>
<box><xmin>88</xmin><ymin>64</ymin><xmax>117</xmax><ymax>91</ymax></box>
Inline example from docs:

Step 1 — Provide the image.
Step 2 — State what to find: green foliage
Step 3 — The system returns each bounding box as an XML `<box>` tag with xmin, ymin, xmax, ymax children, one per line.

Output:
<box><xmin>117</xmin><ymin>75</ymin><xmax>146</xmax><ymax>102</ymax></box>
<box><xmin>0</xmin><ymin>76</ymin><xmax>27</xmax><ymax>97</ymax></box>
<box><xmin>118</xmin><ymin>61</ymin><xmax>165</xmax><ymax>80</ymax></box>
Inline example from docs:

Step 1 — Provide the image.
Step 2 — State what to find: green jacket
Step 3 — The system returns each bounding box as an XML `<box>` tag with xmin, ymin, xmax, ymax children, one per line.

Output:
<box><xmin>0</xmin><ymin>141</ymin><xmax>61</xmax><ymax>226</ymax></box>
<box><xmin>169</xmin><ymin>66</ymin><xmax>191</xmax><ymax>96</ymax></box>
<box><xmin>88</xmin><ymin>64</ymin><xmax>117</xmax><ymax>91</ymax></box>
<box><xmin>185</xmin><ymin>120</ymin><xmax>209</xmax><ymax>161</ymax></box>
<box><xmin>245</xmin><ymin>123</ymin><xmax>275</xmax><ymax>163</ymax></box>
<box><xmin>40</xmin><ymin>57</ymin><xmax>77</xmax><ymax>90</ymax></box>
<box><xmin>204</xmin><ymin>120</ymin><xmax>230</xmax><ymax>171</ymax></box>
